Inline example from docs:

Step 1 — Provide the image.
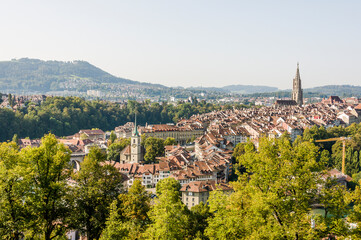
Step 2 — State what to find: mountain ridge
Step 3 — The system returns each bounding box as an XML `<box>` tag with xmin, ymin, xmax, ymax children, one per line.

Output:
<box><xmin>0</xmin><ymin>58</ymin><xmax>165</xmax><ymax>93</ymax></box>
<box><xmin>1</xmin><ymin>58</ymin><xmax>360</xmax><ymax>98</ymax></box>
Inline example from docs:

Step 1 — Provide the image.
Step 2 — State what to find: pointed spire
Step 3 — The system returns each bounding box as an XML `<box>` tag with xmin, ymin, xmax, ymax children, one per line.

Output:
<box><xmin>296</xmin><ymin>62</ymin><xmax>300</xmax><ymax>78</ymax></box>
<box><xmin>133</xmin><ymin>113</ymin><xmax>140</xmax><ymax>137</ymax></box>
<box><xmin>292</xmin><ymin>62</ymin><xmax>303</xmax><ymax>106</ymax></box>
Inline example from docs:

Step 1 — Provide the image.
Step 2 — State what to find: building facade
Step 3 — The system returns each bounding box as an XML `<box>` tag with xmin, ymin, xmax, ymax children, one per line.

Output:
<box><xmin>141</xmin><ymin>124</ymin><xmax>204</xmax><ymax>145</ymax></box>
<box><xmin>130</xmin><ymin>121</ymin><xmax>143</xmax><ymax>164</ymax></box>
<box><xmin>180</xmin><ymin>180</ymin><xmax>233</xmax><ymax>209</ymax></box>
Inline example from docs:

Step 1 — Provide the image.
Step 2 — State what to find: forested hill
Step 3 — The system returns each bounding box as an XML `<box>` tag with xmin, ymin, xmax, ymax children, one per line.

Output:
<box><xmin>0</xmin><ymin>58</ymin><xmax>163</xmax><ymax>93</ymax></box>
<box><xmin>304</xmin><ymin>85</ymin><xmax>361</xmax><ymax>97</ymax></box>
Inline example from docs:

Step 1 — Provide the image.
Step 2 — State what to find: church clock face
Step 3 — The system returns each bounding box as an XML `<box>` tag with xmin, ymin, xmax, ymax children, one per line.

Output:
<box><xmin>132</xmin><ymin>144</ymin><xmax>137</xmax><ymax>148</ymax></box>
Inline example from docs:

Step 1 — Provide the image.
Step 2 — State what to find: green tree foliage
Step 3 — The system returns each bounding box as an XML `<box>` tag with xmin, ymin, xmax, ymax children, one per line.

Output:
<box><xmin>107</xmin><ymin>138</ymin><xmax>130</xmax><ymax>162</ymax></box>
<box><xmin>101</xmin><ymin>180</ymin><xmax>151</xmax><ymax>240</ymax></box>
<box><xmin>8</xmin><ymin>93</ymin><xmax>15</xmax><ymax>107</ymax></box>
<box><xmin>303</xmin><ymin>123</ymin><xmax>361</xmax><ymax>176</ymax></box>
<box><xmin>189</xmin><ymin>202</ymin><xmax>212</xmax><ymax>239</ymax></box>
<box><xmin>205</xmin><ymin>188</ymin><xmax>244</xmax><ymax>239</ymax></box>
<box><xmin>156</xmin><ymin>178</ymin><xmax>181</xmax><ymax>197</ymax></box>
<box><xmin>109</xmin><ymin>131</ymin><xmax>117</xmax><ymax>145</ymax></box>
<box><xmin>0</xmin><ymin>142</ymin><xmax>28</xmax><ymax>240</ymax></box>
<box><xmin>349</xmin><ymin>181</ymin><xmax>361</xmax><ymax>237</ymax></box>
<box><xmin>68</xmin><ymin>147</ymin><xmax>124</xmax><ymax>240</ymax></box>
<box><xmin>164</xmin><ymin>137</ymin><xmax>176</xmax><ymax>146</ymax></box>
<box><xmin>145</xmin><ymin>180</ymin><xmax>191</xmax><ymax>239</ymax></box>
<box><xmin>232</xmin><ymin>141</ymin><xmax>255</xmax><ymax>177</ymax></box>
<box><xmin>302</xmin><ymin>125</ymin><xmax>329</xmax><ymax>142</ymax></box>
<box><xmin>12</xmin><ymin>134</ymin><xmax>19</xmax><ymax>144</ymax></box>
<box><xmin>0</xmin><ymin>96</ymin><xmax>218</xmax><ymax>142</ymax></box>
<box><xmin>22</xmin><ymin>134</ymin><xmax>72</xmax><ymax>240</ymax></box>
<box><xmin>232</xmin><ymin>141</ymin><xmax>255</xmax><ymax>159</ymax></box>
<box><xmin>144</xmin><ymin>137</ymin><xmax>165</xmax><ymax>163</ymax></box>
<box><xmin>313</xmin><ymin>178</ymin><xmax>351</xmax><ymax>238</ymax></box>
<box><xmin>206</xmin><ymin>137</ymin><xmax>327</xmax><ymax>239</ymax></box>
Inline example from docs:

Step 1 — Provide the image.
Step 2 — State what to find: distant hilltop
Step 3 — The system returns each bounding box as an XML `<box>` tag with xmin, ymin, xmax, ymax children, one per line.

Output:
<box><xmin>0</xmin><ymin>58</ymin><xmax>164</xmax><ymax>93</ymax></box>
<box><xmin>190</xmin><ymin>85</ymin><xmax>279</xmax><ymax>94</ymax></box>
<box><xmin>0</xmin><ymin>58</ymin><xmax>361</xmax><ymax>98</ymax></box>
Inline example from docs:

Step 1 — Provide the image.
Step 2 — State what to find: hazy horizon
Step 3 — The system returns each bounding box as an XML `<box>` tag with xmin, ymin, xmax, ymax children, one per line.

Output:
<box><xmin>1</xmin><ymin>1</ymin><xmax>360</xmax><ymax>90</ymax></box>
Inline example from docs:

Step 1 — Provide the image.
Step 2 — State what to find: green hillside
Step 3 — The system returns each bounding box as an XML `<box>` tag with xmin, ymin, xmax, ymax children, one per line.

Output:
<box><xmin>0</xmin><ymin>58</ymin><xmax>141</xmax><ymax>92</ymax></box>
<box><xmin>304</xmin><ymin>85</ymin><xmax>361</xmax><ymax>97</ymax></box>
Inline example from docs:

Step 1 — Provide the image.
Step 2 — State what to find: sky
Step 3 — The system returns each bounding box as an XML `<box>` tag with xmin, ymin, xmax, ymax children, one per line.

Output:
<box><xmin>1</xmin><ymin>0</ymin><xmax>361</xmax><ymax>89</ymax></box>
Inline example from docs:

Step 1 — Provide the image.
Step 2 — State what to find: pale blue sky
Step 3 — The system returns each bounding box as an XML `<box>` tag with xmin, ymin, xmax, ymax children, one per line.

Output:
<box><xmin>1</xmin><ymin>0</ymin><xmax>360</xmax><ymax>89</ymax></box>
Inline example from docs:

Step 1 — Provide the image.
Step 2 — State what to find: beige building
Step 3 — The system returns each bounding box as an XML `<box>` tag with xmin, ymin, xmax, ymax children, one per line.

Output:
<box><xmin>141</xmin><ymin>124</ymin><xmax>204</xmax><ymax>145</ymax></box>
<box><xmin>74</xmin><ymin>129</ymin><xmax>105</xmax><ymax>140</ymax></box>
<box><xmin>180</xmin><ymin>180</ymin><xmax>233</xmax><ymax>209</ymax></box>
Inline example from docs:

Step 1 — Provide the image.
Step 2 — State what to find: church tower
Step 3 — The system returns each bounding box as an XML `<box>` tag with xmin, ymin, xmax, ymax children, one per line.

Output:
<box><xmin>131</xmin><ymin>117</ymin><xmax>142</xmax><ymax>163</ymax></box>
<box><xmin>292</xmin><ymin>63</ymin><xmax>303</xmax><ymax>106</ymax></box>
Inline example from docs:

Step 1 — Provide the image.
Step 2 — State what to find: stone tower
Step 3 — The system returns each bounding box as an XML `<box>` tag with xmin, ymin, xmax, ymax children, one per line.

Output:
<box><xmin>131</xmin><ymin>117</ymin><xmax>142</xmax><ymax>163</ymax></box>
<box><xmin>292</xmin><ymin>63</ymin><xmax>303</xmax><ymax>106</ymax></box>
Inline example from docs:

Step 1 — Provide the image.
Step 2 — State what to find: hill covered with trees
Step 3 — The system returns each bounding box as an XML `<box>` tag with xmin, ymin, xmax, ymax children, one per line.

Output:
<box><xmin>305</xmin><ymin>85</ymin><xmax>361</xmax><ymax>97</ymax></box>
<box><xmin>0</xmin><ymin>58</ymin><xmax>164</xmax><ymax>93</ymax></box>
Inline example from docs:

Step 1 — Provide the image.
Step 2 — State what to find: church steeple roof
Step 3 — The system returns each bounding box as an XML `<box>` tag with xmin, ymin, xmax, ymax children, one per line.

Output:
<box><xmin>292</xmin><ymin>62</ymin><xmax>303</xmax><ymax>106</ymax></box>
<box><xmin>133</xmin><ymin>114</ymin><xmax>140</xmax><ymax>137</ymax></box>
<box><xmin>295</xmin><ymin>62</ymin><xmax>300</xmax><ymax>81</ymax></box>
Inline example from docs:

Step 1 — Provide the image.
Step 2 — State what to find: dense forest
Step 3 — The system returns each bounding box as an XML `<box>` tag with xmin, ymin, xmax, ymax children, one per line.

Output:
<box><xmin>2</xmin><ymin>134</ymin><xmax>361</xmax><ymax>239</ymax></box>
<box><xmin>0</xmin><ymin>96</ymin><xmax>220</xmax><ymax>141</ymax></box>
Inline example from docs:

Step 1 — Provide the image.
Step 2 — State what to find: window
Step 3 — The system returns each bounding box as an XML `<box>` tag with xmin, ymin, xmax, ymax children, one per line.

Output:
<box><xmin>192</xmin><ymin>198</ymin><xmax>194</xmax><ymax>202</ymax></box>
<box><xmin>188</xmin><ymin>192</ymin><xmax>193</xmax><ymax>196</ymax></box>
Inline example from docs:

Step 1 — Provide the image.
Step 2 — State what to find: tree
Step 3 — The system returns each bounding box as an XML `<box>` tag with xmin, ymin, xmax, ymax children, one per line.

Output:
<box><xmin>12</xmin><ymin>134</ymin><xmax>19</xmax><ymax>144</ymax></box>
<box><xmin>107</xmin><ymin>138</ymin><xmax>130</xmax><ymax>162</ymax></box>
<box><xmin>303</xmin><ymin>125</ymin><xmax>329</xmax><ymax>142</ymax></box>
<box><xmin>189</xmin><ymin>202</ymin><xmax>212</xmax><ymax>239</ymax></box>
<box><xmin>313</xmin><ymin>178</ymin><xmax>351</xmax><ymax>238</ymax></box>
<box><xmin>144</xmin><ymin>137</ymin><xmax>165</xmax><ymax>163</ymax></box>
<box><xmin>101</xmin><ymin>180</ymin><xmax>151</xmax><ymax>240</ymax></box>
<box><xmin>109</xmin><ymin>131</ymin><xmax>117</xmax><ymax>145</ymax></box>
<box><xmin>156</xmin><ymin>177</ymin><xmax>181</xmax><ymax>197</ymax></box>
<box><xmin>232</xmin><ymin>141</ymin><xmax>255</xmax><ymax>178</ymax></box>
<box><xmin>206</xmin><ymin>137</ymin><xmax>327</xmax><ymax>239</ymax></box>
<box><xmin>145</xmin><ymin>180</ymin><xmax>191</xmax><ymax>239</ymax></box>
<box><xmin>349</xmin><ymin>180</ymin><xmax>361</xmax><ymax>237</ymax></box>
<box><xmin>22</xmin><ymin>134</ymin><xmax>71</xmax><ymax>240</ymax></box>
<box><xmin>0</xmin><ymin>142</ymin><xmax>29</xmax><ymax>239</ymax></box>
<box><xmin>69</xmin><ymin>147</ymin><xmax>124</xmax><ymax>240</ymax></box>
<box><xmin>164</xmin><ymin>137</ymin><xmax>176</xmax><ymax>146</ymax></box>
<box><xmin>232</xmin><ymin>141</ymin><xmax>255</xmax><ymax>159</ymax></box>
<box><xmin>8</xmin><ymin>93</ymin><xmax>14</xmax><ymax>107</ymax></box>
<box><xmin>205</xmin><ymin>177</ymin><xmax>249</xmax><ymax>239</ymax></box>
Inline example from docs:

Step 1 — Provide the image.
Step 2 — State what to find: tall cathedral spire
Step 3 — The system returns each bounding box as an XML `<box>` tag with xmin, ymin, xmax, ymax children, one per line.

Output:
<box><xmin>292</xmin><ymin>63</ymin><xmax>303</xmax><ymax>106</ymax></box>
